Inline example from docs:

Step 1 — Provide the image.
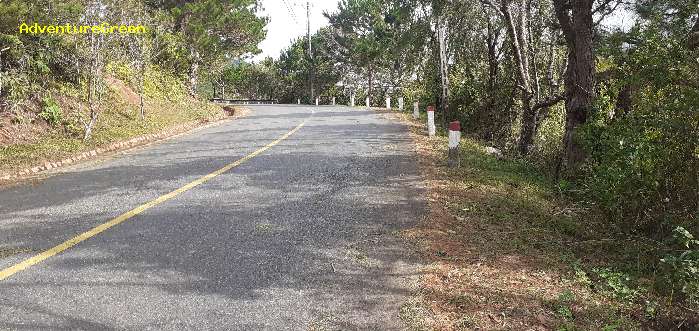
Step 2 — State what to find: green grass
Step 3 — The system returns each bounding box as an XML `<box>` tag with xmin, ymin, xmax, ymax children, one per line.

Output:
<box><xmin>391</xmin><ymin>108</ymin><xmax>694</xmax><ymax>329</ymax></box>
<box><xmin>0</xmin><ymin>80</ymin><xmax>224</xmax><ymax>174</ymax></box>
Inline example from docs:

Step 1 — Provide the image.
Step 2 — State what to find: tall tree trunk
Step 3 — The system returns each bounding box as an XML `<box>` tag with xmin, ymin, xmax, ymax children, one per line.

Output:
<box><xmin>83</xmin><ymin>18</ymin><xmax>104</xmax><ymax>141</ymax></box>
<box><xmin>554</xmin><ymin>0</ymin><xmax>595</xmax><ymax>170</ymax></box>
<box><xmin>484</xmin><ymin>17</ymin><xmax>501</xmax><ymax>140</ymax></box>
<box><xmin>0</xmin><ymin>48</ymin><xmax>7</xmax><ymax>100</ymax></box>
<box><xmin>437</xmin><ymin>14</ymin><xmax>450</xmax><ymax>127</ymax></box>
<box><xmin>367</xmin><ymin>64</ymin><xmax>373</xmax><ymax>106</ymax></box>
<box><xmin>139</xmin><ymin>93</ymin><xmax>145</xmax><ymax>120</ymax></box>
<box><xmin>138</xmin><ymin>51</ymin><xmax>146</xmax><ymax>120</ymax></box>
<box><xmin>501</xmin><ymin>0</ymin><xmax>536</xmax><ymax>154</ymax></box>
<box><xmin>188</xmin><ymin>46</ymin><xmax>200</xmax><ymax>97</ymax></box>
<box><xmin>486</xmin><ymin>19</ymin><xmax>499</xmax><ymax>93</ymax></box>
<box><xmin>518</xmin><ymin>93</ymin><xmax>537</xmax><ymax>153</ymax></box>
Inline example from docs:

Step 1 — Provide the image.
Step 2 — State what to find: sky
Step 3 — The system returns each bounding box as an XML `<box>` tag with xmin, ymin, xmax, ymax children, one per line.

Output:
<box><xmin>252</xmin><ymin>0</ymin><xmax>341</xmax><ymax>62</ymax></box>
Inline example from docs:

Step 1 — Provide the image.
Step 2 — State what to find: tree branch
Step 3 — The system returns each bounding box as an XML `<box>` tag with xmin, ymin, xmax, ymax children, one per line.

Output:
<box><xmin>532</xmin><ymin>94</ymin><xmax>564</xmax><ymax>112</ymax></box>
<box><xmin>592</xmin><ymin>0</ymin><xmax>615</xmax><ymax>15</ymax></box>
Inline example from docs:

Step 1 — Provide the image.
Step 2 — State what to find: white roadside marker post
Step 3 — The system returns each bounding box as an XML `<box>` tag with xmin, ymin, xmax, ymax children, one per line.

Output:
<box><xmin>366</xmin><ymin>97</ymin><xmax>370</xmax><ymax>108</ymax></box>
<box><xmin>386</xmin><ymin>96</ymin><xmax>391</xmax><ymax>109</ymax></box>
<box><xmin>350</xmin><ymin>94</ymin><xmax>355</xmax><ymax>107</ymax></box>
<box><xmin>398</xmin><ymin>97</ymin><xmax>404</xmax><ymax>111</ymax></box>
<box><xmin>332</xmin><ymin>96</ymin><xmax>336</xmax><ymax>105</ymax></box>
<box><xmin>297</xmin><ymin>98</ymin><xmax>300</xmax><ymax>105</ymax></box>
<box><xmin>448</xmin><ymin>121</ymin><xmax>461</xmax><ymax>168</ymax></box>
<box><xmin>315</xmin><ymin>97</ymin><xmax>319</xmax><ymax>106</ymax></box>
<box><xmin>427</xmin><ymin>105</ymin><xmax>436</xmax><ymax>136</ymax></box>
<box><xmin>413</xmin><ymin>101</ymin><xmax>419</xmax><ymax>119</ymax></box>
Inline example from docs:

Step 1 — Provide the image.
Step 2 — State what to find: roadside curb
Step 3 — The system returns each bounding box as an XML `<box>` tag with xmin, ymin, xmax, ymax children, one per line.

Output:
<box><xmin>0</xmin><ymin>107</ymin><xmax>250</xmax><ymax>184</ymax></box>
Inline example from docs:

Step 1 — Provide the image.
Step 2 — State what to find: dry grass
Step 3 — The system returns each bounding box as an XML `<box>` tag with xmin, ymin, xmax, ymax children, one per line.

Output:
<box><xmin>384</xmin><ymin>111</ymin><xmax>696</xmax><ymax>330</ymax></box>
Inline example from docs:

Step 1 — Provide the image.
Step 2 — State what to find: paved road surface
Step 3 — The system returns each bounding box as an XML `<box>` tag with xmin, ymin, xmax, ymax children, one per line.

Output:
<box><xmin>0</xmin><ymin>105</ymin><xmax>426</xmax><ymax>330</ymax></box>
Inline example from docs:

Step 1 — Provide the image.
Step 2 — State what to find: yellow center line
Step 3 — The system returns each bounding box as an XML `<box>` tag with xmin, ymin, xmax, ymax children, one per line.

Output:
<box><xmin>0</xmin><ymin>121</ymin><xmax>306</xmax><ymax>281</ymax></box>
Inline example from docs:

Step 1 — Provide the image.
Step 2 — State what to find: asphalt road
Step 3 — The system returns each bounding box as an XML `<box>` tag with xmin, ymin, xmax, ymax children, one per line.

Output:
<box><xmin>0</xmin><ymin>105</ymin><xmax>427</xmax><ymax>330</ymax></box>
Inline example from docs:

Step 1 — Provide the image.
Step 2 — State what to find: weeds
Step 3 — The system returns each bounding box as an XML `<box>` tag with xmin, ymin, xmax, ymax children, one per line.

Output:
<box><xmin>393</xmin><ymin>110</ymin><xmax>696</xmax><ymax>330</ymax></box>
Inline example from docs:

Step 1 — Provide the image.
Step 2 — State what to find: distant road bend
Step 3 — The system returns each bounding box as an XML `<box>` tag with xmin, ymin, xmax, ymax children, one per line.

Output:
<box><xmin>0</xmin><ymin>104</ymin><xmax>426</xmax><ymax>330</ymax></box>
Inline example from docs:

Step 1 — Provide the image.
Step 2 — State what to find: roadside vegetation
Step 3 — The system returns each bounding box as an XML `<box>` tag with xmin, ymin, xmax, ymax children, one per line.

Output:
<box><xmin>395</xmin><ymin>111</ymin><xmax>698</xmax><ymax>330</ymax></box>
<box><xmin>0</xmin><ymin>0</ymin><xmax>267</xmax><ymax>174</ymax></box>
<box><xmin>238</xmin><ymin>0</ymin><xmax>696</xmax><ymax>327</ymax></box>
<box><xmin>0</xmin><ymin>0</ymin><xmax>696</xmax><ymax>328</ymax></box>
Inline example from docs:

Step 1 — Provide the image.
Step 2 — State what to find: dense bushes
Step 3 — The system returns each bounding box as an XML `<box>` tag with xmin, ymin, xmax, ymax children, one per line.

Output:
<box><xmin>580</xmin><ymin>26</ymin><xmax>698</xmax><ymax>238</ymax></box>
<box><xmin>571</xmin><ymin>15</ymin><xmax>699</xmax><ymax>307</ymax></box>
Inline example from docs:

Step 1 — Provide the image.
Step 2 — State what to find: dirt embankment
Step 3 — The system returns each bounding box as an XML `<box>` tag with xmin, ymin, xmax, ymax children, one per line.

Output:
<box><xmin>0</xmin><ymin>76</ymin><xmax>248</xmax><ymax>182</ymax></box>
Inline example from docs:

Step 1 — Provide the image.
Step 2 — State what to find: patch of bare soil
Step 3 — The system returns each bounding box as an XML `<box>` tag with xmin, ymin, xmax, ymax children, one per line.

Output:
<box><xmin>105</xmin><ymin>76</ymin><xmax>140</xmax><ymax>106</ymax></box>
<box><xmin>0</xmin><ymin>100</ymin><xmax>49</xmax><ymax>146</ymax></box>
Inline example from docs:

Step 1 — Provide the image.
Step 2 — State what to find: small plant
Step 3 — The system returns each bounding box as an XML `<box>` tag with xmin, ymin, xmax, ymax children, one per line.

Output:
<box><xmin>553</xmin><ymin>289</ymin><xmax>575</xmax><ymax>325</ymax></box>
<box><xmin>601</xmin><ymin>321</ymin><xmax>620</xmax><ymax>331</ymax></box>
<box><xmin>39</xmin><ymin>96</ymin><xmax>62</xmax><ymax>126</ymax></box>
<box><xmin>644</xmin><ymin>300</ymin><xmax>658</xmax><ymax>319</ymax></box>
<box><xmin>660</xmin><ymin>226</ymin><xmax>699</xmax><ymax>306</ymax></box>
<box><xmin>591</xmin><ymin>268</ymin><xmax>640</xmax><ymax>303</ymax></box>
<box><xmin>571</xmin><ymin>261</ymin><xmax>592</xmax><ymax>287</ymax></box>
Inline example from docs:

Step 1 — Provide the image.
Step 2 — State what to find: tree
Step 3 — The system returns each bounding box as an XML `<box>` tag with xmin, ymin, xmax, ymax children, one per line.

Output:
<box><xmin>553</xmin><ymin>0</ymin><xmax>595</xmax><ymax>169</ymax></box>
<box><xmin>80</xmin><ymin>0</ymin><xmax>109</xmax><ymax>140</ymax></box>
<box><xmin>156</xmin><ymin>0</ymin><xmax>267</xmax><ymax>96</ymax></box>
<box><xmin>326</xmin><ymin>0</ymin><xmax>397</xmax><ymax>105</ymax></box>
<box><xmin>480</xmin><ymin>0</ymin><xmax>566</xmax><ymax>154</ymax></box>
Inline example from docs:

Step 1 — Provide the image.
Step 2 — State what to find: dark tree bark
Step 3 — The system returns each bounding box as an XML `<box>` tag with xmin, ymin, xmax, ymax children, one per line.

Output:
<box><xmin>553</xmin><ymin>0</ymin><xmax>595</xmax><ymax>170</ymax></box>
<box><xmin>484</xmin><ymin>15</ymin><xmax>503</xmax><ymax>140</ymax></box>
<box><xmin>367</xmin><ymin>64</ymin><xmax>373</xmax><ymax>106</ymax></box>
<box><xmin>0</xmin><ymin>47</ymin><xmax>8</xmax><ymax>100</ymax></box>
<box><xmin>613</xmin><ymin>83</ymin><xmax>633</xmax><ymax>118</ymax></box>
<box><xmin>689</xmin><ymin>12</ymin><xmax>699</xmax><ymax>50</ymax></box>
<box><xmin>486</xmin><ymin>18</ymin><xmax>501</xmax><ymax>93</ymax></box>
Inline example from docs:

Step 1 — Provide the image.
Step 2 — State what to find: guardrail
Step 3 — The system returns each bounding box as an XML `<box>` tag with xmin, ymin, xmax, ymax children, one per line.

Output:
<box><xmin>211</xmin><ymin>98</ymin><xmax>278</xmax><ymax>105</ymax></box>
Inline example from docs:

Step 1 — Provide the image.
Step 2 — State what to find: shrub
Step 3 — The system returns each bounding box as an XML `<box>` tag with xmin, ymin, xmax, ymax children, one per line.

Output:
<box><xmin>39</xmin><ymin>96</ymin><xmax>62</xmax><ymax>126</ymax></box>
<box><xmin>661</xmin><ymin>227</ymin><xmax>699</xmax><ymax>307</ymax></box>
<box><xmin>578</xmin><ymin>28</ymin><xmax>698</xmax><ymax>239</ymax></box>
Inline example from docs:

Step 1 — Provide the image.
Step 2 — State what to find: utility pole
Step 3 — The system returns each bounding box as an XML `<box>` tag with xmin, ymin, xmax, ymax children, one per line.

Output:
<box><xmin>307</xmin><ymin>1</ymin><xmax>315</xmax><ymax>102</ymax></box>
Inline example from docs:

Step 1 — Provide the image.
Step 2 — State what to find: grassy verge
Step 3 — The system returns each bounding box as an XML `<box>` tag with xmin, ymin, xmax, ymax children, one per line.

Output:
<box><xmin>386</xmin><ymin>111</ymin><xmax>696</xmax><ymax>330</ymax></box>
<box><xmin>0</xmin><ymin>78</ymin><xmax>228</xmax><ymax>175</ymax></box>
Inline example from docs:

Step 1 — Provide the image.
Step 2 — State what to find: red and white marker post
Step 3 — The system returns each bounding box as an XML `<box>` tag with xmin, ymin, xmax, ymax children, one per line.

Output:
<box><xmin>413</xmin><ymin>101</ymin><xmax>419</xmax><ymax>119</ymax></box>
<box><xmin>448</xmin><ymin>121</ymin><xmax>461</xmax><ymax>168</ymax></box>
<box><xmin>427</xmin><ymin>105</ymin><xmax>436</xmax><ymax>136</ymax></box>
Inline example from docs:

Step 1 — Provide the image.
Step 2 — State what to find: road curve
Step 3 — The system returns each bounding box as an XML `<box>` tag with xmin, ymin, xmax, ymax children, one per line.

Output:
<box><xmin>0</xmin><ymin>105</ymin><xmax>426</xmax><ymax>330</ymax></box>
